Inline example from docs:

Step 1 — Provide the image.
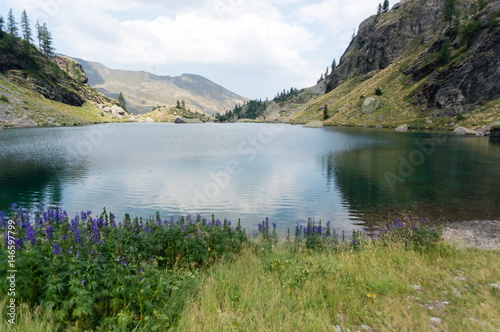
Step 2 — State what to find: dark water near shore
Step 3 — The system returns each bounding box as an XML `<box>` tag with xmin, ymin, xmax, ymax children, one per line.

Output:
<box><xmin>1</xmin><ymin>123</ymin><xmax>499</xmax><ymax>233</ymax></box>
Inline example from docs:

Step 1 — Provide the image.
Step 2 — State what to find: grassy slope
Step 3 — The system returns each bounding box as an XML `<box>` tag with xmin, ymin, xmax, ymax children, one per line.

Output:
<box><xmin>0</xmin><ymin>75</ymin><xmax>117</xmax><ymax>128</ymax></box>
<box><xmin>178</xmin><ymin>243</ymin><xmax>499</xmax><ymax>331</ymax></box>
<box><xmin>289</xmin><ymin>35</ymin><xmax>500</xmax><ymax>131</ymax></box>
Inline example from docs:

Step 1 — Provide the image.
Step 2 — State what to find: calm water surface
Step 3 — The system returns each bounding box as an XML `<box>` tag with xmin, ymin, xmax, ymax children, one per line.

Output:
<box><xmin>1</xmin><ymin>123</ymin><xmax>499</xmax><ymax>233</ymax></box>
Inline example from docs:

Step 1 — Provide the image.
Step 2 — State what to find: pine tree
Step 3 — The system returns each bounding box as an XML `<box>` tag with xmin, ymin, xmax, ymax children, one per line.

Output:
<box><xmin>323</xmin><ymin>105</ymin><xmax>329</xmax><ymax>120</ymax></box>
<box><xmin>181</xmin><ymin>99</ymin><xmax>186</xmax><ymax>110</ymax></box>
<box><xmin>0</xmin><ymin>16</ymin><xmax>4</xmax><ymax>33</ymax></box>
<box><xmin>382</xmin><ymin>0</ymin><xmax>390</xmax><ymax>13</ymax></box>
<box><xmin>438</xmin><ymin>38</ymin><xmax>450</xmax><ymax>66</ymax></box>
<box><xmin>118</xmin><ymin>92</ymin><xmax>128</xmax><ymax>111</ymax></box>
<box><xmin>377</xmin><ymin>3</ymin><xmax>382</xmax><ymax>17</ymax></box>
<box><xmin>7</xmin><ymin>9</ymin><xmax>18</xmax><ymax>37</ymax></box>
<box><xmin>20</xmin><ymin>10</ymin><xmax>32</xmax><ymax>43</ymax></box>
<box><xmin>443</xmin><ymin>0</ymin><xmax>456</xmax><ymax>25</ymax></box>
<box><xmin>40</xmin><ymin>23</ymin><xmax>54</xmax><ymax>57</ymax></box>
<box><xmin>36</xmin><ymin>20</ymin><xmax>42</xmax><ymax>50</ymax></box>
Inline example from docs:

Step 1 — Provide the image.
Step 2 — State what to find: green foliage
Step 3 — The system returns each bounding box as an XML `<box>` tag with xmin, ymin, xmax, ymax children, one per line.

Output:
<box><xmin>0</xmin><ymin>206</ymin><xmax>248</xmax><ymax>330</ymax></box>
<box><xmin>0</xmin><ymin>95</ymin><xmax>9</xmax><ymax>103</ymax></box>
<box><xmin>7</xmin><ymin>9</ymin><xmax>18</xmax><ymax>37</ymax></box>
<box><xmin>39</xmin><ymin>23</ymin><xmax>54</xmax><ymax>57</ymax></box>
<box><xmin>488</xmin><ymin>12</ymin><xmax>499</xmax><ymax>31</ymax></box>
<box><xmin>20</xmin><ymin>10</ymin><xmax>32</xmax><ymax>44</ymax></box>
<box><xmin>479</xmin><ymin>0</ymin><xmax>487</xmax><ymax>11</ymax></box>
<box><xmin>375</xmin><ymin>87</ymin><xmax>383</xmax><ymax>95</ymax></box>
<box><xmin>438</xmin><ymin>38</ymin><xmax>451</xmax><ymax>66</ymax></box>
<box><xmin>378</xmin><ymin>217</ymin><xmax>441</xmax><ymax>251</ymax></box>
<box><xmin>323</xmin><ymin>104</ymin><xmax>330</xmax><ymax>120</ymax></box>
<box><xmin>461</xmin><ymin>20</ymin><xmax>481</xmax><ymax>47</ymax></box>
<box><xmin>382</xmin><ymin>0</ymin><xmax>389</xmax><ymax>13</ymax></box>
<box><xmin>117</xmin><ymin>92</ymin><xmax>127</xmax><ymax>112</ymax></box>
<box><xmin>456</xmin><ymin>113</ymin><xmax>465</xmax><ymax>121</ymax></box>
<box><xmin>274</xmin><ymin>87</ymin><xmax>299</xmax><ymax>103</ymax></box>
<box><xmin>443</xmin><ymin>0</ymin><xmax>456</xmax><ymax>24</ymax></box>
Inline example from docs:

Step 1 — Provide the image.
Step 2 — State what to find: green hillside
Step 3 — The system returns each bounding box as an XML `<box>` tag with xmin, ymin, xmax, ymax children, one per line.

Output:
<box><xmin>0</xmin><ymin>25</ymin><xmax>125</xmax><ymax>129</ymax></box>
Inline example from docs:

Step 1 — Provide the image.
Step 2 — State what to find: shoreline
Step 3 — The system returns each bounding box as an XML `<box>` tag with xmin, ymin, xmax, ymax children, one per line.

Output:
<box><xmin>441</xmin><ymin>220</ymin><xmax>500</xmax><ymax>250</ymax></box>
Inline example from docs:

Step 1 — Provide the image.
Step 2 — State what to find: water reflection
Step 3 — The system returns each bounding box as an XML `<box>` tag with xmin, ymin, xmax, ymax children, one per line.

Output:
<box><xmin>1</xmin><ymin>124</ymin><xmax>499</xmax><ymax>233</ymax></box>
<box><xmin>326</xmin><ymin>130</ymin><xmax>500</xmax><ymax>225</ymax></box>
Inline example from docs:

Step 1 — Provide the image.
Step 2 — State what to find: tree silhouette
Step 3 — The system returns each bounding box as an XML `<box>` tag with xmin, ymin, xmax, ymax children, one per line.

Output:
<box><xmin>382</xmin><ymin>0</ymin><xmax>389</xmax><ymax>13</ymax></box>
<box><xmin>7</xmin><ymin>9</ymin><xmax>18</xmax><ymax>37</ymax></box>
<box><xmin>118</xmin><ymin>92</ymin><xmax>128</xmax><ymax>111</ymax></box>
<box><xmin>20</xmin><ymin>10</ymin><xmax>32</xmax><ymax>43</ymax></box>
<box><xmin>40</xmin><ymin>23</ymin><xmax>54</xmax><ymax>57</ymax></box>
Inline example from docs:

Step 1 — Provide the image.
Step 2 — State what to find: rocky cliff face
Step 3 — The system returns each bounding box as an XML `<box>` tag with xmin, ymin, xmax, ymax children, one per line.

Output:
<box><xmin>410</xmin><ymin>2</ymin><xmax>500</xmax><ymax>115</ymax></box>
<box><xmin>325</xmin><ymin>0</ymin><xmax>500</xmax><ymax>117</ymax></box>
<box><xmin>0</xmin><ymin>42</ymin><xmax>116</xmax><ymax>108</ymax></box>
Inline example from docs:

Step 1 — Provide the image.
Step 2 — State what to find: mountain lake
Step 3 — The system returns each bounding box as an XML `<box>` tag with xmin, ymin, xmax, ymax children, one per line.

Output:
<box><xmin>1</xmin><ymin>122</ymin><xmax>499</xmax><ymax>234</ymax></box>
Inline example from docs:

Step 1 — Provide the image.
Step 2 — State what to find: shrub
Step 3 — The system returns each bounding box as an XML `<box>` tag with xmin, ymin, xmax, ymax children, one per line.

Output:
<box><xmin>0</xmin><ymin>95</ymin><xmax>9</xmax><ymax>103</ymax></box>
<box><xmin>461</xmin><ymin>20</ymin><xmax>481</xmax><ymax>47</ymax></box>
<box><xmin>456</xmin><ymin>113</ymin><xmax>465</xmax><ymax>121</ymax></box>
<box><xmin>375</xmin><ymin>88</ymin><xmax>383</xmax><ymax>96</ymax></box>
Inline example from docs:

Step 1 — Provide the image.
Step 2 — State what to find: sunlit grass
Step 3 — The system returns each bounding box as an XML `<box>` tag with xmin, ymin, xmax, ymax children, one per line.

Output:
<box><xmin>178</xmin><ymin>243</ymin><xmax>500</xmax><ymax>331</ymax></box>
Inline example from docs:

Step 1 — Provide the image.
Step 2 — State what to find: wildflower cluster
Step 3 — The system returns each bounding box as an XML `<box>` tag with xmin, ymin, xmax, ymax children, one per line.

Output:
<box><xmin>0</xmin><ymin>205</ymin><xmax>247</xmax><ymax>330</ymax></box>
<box><xmin>293</xmin><ymin>219</ymin><xmax>362</xmax><ymax>251</ymax></box>
<box><xmin>378</xmin><ymin>216</ymin><xmax>441</xmax><ymax>251</ymax></box>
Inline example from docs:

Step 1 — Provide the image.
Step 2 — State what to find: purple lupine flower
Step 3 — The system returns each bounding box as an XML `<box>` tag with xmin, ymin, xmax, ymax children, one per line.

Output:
<box><xmin>81</xmin><ymin>279</ymin><xmax>85</xmax><ymax>286</ymax></box>
<box><xmin>0</xmin><ymin>211</ymin><xmax>6</xmax><ymax>228</ymax></box>
<box><xmin>53</xmin><ymin>243</ymin><xmax>61</xmax><ymax>255</ymax></box>
<box><xmin>25</xmin><ymin>224</ymin><xmax>36</xmax><ymax>246</ymax></box>
<box><xmin>45</xmin><ymin>226</ymin><xmax>53</xmax><ymax>242</ymax></box>
<box><xmin>89</xmin><ymin>219</ymin><xmax>99</xmax><ymax>244</ymax></box>
<box><xmin>181</xmin><ymin>224</ymin><xmax>187</xmax><ymax>232</ymax></box>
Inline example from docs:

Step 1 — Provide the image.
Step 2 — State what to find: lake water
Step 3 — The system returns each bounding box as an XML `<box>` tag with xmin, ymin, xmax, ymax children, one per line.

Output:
<box><xmin>1</xmin><ymin>123</ymin><xmax>499</xmax><ymax>233</ymax></box>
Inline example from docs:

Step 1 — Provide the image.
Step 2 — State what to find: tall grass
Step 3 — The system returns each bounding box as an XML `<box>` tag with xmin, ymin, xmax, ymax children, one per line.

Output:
<box><xmin>1</xmin><ymin>205</ymin><xmax>498</xmax><ymax>331</ymax></box>
<box><xmin>178</xmin><ymin>243</ymin><xmax>499</xmax><ymax>331</ymax></box>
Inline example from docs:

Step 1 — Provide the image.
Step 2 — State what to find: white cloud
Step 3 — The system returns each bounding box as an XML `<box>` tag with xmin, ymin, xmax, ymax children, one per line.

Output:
<box><xmin>0</xmin><ymin>0</ymin><xmax>381</xmax><ymax>98</ymax></box>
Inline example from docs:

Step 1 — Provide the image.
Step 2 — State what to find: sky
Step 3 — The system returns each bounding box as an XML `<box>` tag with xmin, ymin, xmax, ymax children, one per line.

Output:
<box><xmin>1</xmin><ymin>0</ymin><xmax>384</xmax><ymax>99</ymax></box>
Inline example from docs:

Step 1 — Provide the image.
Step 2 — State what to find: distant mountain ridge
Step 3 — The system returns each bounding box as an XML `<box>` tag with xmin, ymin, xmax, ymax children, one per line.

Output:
<box><xmin>74</xmin><ymin>58</ymin><xmax>247</xmax><ymax>115</ymax></box>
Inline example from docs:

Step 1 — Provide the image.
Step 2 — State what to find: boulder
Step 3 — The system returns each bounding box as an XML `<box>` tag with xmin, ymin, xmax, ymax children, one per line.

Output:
<box><xmin>304</xmin><ymin>120</ymin><xmax>324</xmax><ymax>128</ymax></box>
<box><xmin>111</xmin><ymin>105</ymin><xmax>126</xmax><ymax>116</ymax></box>
<box><xmin>452</xmin><ymin>126</ymin><xmax>482</xmax><ymax>136</ymax></box>
<box><xmin>361</xmin><ymin>97</ymin><xmax>379</xmax><ymax>114</ymax></box>
<box><xmin>264</xmin><ymin>101</ymin><xmax>282</xmax><ymax>122</ymax></box>
<box><xmin>174</xmin><ymin>117</ymin><xmax>203</xmax><ymax>124</ymax></box>
<box><xmin>395</xmin><ymin>124</ymin><xmax>408</xmax><ymax>131</ymax></box>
